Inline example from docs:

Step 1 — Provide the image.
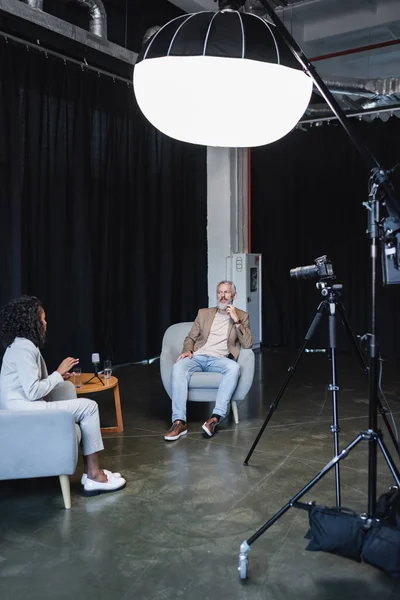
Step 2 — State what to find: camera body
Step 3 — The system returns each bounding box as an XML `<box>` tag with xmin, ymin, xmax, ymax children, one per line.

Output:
<box><xmin>290</xmin><ymin>255</ymin><xmax>335</xmax><ymax>281</ymax></box>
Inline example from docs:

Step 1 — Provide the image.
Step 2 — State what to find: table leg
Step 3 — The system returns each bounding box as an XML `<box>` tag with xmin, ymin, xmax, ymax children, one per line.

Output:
<box><xmin>114</xmin><ymin>384</ymin><xmax>123</xmax><ymax>433</ymax></box>
<box><xmin>100</xmin><ymin>384</ymin><xmax>124</xmax><ymax>434</ymax></box>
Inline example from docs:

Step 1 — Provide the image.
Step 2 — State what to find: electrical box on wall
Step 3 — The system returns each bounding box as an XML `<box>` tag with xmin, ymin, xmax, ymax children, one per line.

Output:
<box><xmin>228</xmin><ymin>253</ymin><xmax>262</xmax><ymax>348</ymax></box>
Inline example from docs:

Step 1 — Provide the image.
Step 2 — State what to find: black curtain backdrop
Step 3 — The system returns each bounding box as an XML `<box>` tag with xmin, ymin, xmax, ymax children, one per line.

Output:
<box><xmin>251</xmin><ymin>118</ymin><xmax>400</xmax><ymax>357</ymax></box>
<box><xmin>0</xmin><ymin>40</ymin><xmax>207</xmax><ymax>371</ymax></box>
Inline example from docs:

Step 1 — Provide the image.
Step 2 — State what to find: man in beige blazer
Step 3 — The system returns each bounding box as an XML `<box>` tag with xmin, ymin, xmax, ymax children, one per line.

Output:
<box><xmin>164</xmin><ymin>281</ymin><xmax>253</xmax><ymax>441</ymax></box>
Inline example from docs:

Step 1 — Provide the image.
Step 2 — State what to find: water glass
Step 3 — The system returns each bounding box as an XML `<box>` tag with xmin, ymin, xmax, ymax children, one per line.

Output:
<box><xmin>104</xmin><ymin>360</ymin><xmax>112</xmax><ymax>380</ymax></box>
<box><xmin>72</xmin><ymin>367</ymin><xmax>82</xmax><ymax>388</ymax></box>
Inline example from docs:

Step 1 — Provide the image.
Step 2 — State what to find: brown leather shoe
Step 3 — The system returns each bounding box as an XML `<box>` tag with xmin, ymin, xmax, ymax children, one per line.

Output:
<box><xmin>202</xmin><ymin>416</ymin><xmax>219</xmax><ymax>437</ymax></box>
<box><xmin>164</xmin><ymin>420</ymin><xmax>188</xmax><ymax>441</ymax></box>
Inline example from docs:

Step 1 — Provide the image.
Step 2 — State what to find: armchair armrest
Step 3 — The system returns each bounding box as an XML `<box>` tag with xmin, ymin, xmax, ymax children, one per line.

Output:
<box><xmin>0</xmin><ymin>410</ymin><xmax>78</xmax><ymax>480</ymax></box>
<box><xmin>232</xmin><ymin>349</ymin><xmax>255</xmax><ymax>401</ymax></box>
<box><xmin>160</xmin><ymin>350</ymin><xmax>176</xmax><ymax>400</ymax></box>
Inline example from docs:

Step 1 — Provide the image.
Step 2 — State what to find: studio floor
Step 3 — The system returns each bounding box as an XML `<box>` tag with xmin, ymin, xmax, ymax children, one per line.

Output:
<box><xmin>1</xmin><ymin>348</ymin><xmax>400</xmax><ymax>600</ymax></box>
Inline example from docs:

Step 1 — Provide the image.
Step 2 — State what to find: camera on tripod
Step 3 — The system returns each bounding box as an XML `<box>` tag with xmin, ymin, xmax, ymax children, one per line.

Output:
<box><xmin>290</xmin><ymin>255</ymin><xmax>335</xmax><ymax>281</ymax></box>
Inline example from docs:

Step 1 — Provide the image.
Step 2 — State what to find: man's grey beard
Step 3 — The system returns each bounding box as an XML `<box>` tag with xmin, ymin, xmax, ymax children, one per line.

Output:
<box><xmin>217</xmin><ymin>301</ymin><xmax>230</xmax><ymax>310</ymax></box>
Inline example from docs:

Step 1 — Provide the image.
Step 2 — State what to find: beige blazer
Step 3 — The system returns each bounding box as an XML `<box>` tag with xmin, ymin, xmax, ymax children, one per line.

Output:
<box><xmin>182</xmin><ymin>307</ymin><xmax>253</xmax><ymax>360</ymax></box>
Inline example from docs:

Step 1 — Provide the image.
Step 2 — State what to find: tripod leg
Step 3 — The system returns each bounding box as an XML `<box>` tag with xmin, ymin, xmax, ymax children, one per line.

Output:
<box><xmin>238</xmin><ymin>433</ymin><xmax>364</xmax><ymax>579</ymax></box>
<box><xmin>337</xmin><ymin>302</ymin><xmax>400</xmax><ymax>459</ymax></box>
<box><xmin>328</xmin><ymin>308</ymin><xmax>341</xmax><ymax>507</ymax></box>
<box><xmin>243</xmin><ymin>308</ymin><xmax>325</xmax><ymax>465</ymax></box>
<box><xmin>84</xmin><ymin>374</ymin><xmax>105</xmax><ymax>386</ymax></box>
<box><xmin>377</xmin><ymin>436</ymin><xmax>400</xmax><ymax>487</ymax></box>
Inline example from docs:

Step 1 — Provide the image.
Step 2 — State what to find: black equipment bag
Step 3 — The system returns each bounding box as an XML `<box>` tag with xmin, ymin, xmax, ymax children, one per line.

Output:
<box><xmin>374</xmin><ymin>486</ymin><xmax>400</xmax><ymax>528</ymax></box>
<box><xmin>305</xmin><ymin>505</ymin><xmax>366</xmax><ymax>561</ymax></box>
<box><xmin>360</xmin><ymin>486</ymin><xmax>400</xmax><ymax>576</ymax></box>
<box><xmin>362</xmin><ymin>523</ymin><xmax>400</xmax><ymax>576</ymax></box>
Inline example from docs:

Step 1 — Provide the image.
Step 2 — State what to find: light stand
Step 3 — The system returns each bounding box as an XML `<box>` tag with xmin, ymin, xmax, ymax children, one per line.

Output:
<box><xmin>237</xmin><ymin>0</ymin><xmax>400</xmax><ymax>579</ymax></box>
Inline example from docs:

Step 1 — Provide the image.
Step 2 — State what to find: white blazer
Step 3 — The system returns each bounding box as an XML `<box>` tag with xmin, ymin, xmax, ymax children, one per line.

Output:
<box><xmin>0</xmin><ymin>337</ymin><xmax>64</xmax><ymax>410</ymax></box>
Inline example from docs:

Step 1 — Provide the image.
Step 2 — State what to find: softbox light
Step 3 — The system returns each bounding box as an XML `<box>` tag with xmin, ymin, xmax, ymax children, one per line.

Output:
<box><xmin>133</xmin><ymin>10</ymin><xmax>313</xmax><ymax>148</ymax></box>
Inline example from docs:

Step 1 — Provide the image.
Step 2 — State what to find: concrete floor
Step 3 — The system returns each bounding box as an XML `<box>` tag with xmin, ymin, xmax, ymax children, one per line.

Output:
<box><xmin>1</xmin><ymin>349</ymin><xmax>400</xmax><ymax>600</ymax></box>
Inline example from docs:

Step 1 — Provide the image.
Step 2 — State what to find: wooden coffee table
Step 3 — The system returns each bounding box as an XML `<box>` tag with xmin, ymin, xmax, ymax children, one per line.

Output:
<box><xmin>76</xmin><ymin>374</ymin><xmax>123</xmax><ymax>434</ymax></box>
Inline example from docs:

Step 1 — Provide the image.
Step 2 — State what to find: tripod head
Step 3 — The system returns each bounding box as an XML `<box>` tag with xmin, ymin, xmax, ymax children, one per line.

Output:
<box><xmin>316</xmin><ymin>281</ymin><xmax>343</xmax><ymax>299</ymax></box>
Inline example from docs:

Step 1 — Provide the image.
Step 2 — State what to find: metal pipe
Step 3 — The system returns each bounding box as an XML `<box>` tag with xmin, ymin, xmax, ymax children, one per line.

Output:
<box><xmin>20</xmin><ymin>0</ymin><xmax>107</xmax><ymax>38</ymax></box>
<box><xmin>74</xmin><ymin>0</ymin><xmax>107</xmax><ymax>38</ymax></box>
<box><xmin>310</xmin><ymin>39</ymin><xmax>400</xmax><ymax>63</ymax></box>
<box><xmin>23</xmin><ymin>0</ymin><xmax>43</xmax><ymax>8</ymax></box>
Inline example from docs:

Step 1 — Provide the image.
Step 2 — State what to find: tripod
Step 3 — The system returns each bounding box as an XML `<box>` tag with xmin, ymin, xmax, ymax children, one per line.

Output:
<box><xmin>244</xmin><ymin>282</ymin><xmax>400</xmax><ymax>486</ymax></box>
<box><xmin>85</xmin><ymin>373</ymin><xmax>104</xmax><ymax>385</ymax></box>
<box><xmin>238</xmin><ymin>271</ymin><xmax>400</xmax><ymax>579</ymax></box>
<box><xmin>85</xmin><ymin>364</ymin><xmax>105</xmax><ymax>386</ymax></box>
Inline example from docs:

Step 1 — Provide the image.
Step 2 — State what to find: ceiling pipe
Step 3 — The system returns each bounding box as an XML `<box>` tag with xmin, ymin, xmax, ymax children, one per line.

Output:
<box><xmin>75</xmin><ymin>0</ymin><xmax>107</xmax><ymax>38</ymax></box>
<box><xmin>322</xmin><ymin>76</ymin><xmax>400</xmax><ymax>98</ymax></box>
<box><xmin>23</xmin><ymin>0</ymin><xmax>43</xmax><ymax>7</ymax></box>
<box><xmin>310</xmin><ymin>39</ymin><xmax>400</xmax><ymax>63</ymax></box>
<box><xmin>20</xmin><ymin>0</ymin><xmax>107</xmax><ymax>38</ymax></box>
<box><xmin>246</xmin><ymin>0</ymin><xmax>319</xmax><ymax>12</ymax></box>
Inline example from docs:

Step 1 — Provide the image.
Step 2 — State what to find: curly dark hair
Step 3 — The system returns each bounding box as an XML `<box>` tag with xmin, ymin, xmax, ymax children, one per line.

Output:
<box><xmin>0</xmin><ymin>295</ymin><xmax>46</xmax><ymax>348</ymax></box>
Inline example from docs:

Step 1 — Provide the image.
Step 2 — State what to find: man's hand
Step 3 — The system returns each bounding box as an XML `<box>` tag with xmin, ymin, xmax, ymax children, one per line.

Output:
<box><xmin>227</xmin><ymin>305</ymin><xmax>239</xmax><ymax>323</ymax></box>
<box><xmin>63</xmin><ymin>372</ymin><xmax>72</xmax><ymax>381</ymax></box>
<box><xmin>57</xmin><ymin>357</ymin><xmax>79</xmax><ymax>376</ymax></box>
<box><xmin>176</xmin><ymin>351</ymin><xmax>193</xmax><ymax>362</ymax></box>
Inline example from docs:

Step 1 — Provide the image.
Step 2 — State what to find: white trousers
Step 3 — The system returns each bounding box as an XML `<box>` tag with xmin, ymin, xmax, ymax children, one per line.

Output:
<box><xmin>4</xmin><ymin>397</ymin><xmax>104</xmax><ymax>456</ymax></box>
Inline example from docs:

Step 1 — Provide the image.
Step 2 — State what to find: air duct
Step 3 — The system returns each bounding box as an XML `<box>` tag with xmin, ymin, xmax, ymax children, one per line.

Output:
<box><xmin>75</xmin><ymin>0</ymin><xmax>107</xmax><ymax>38</ymax></box>
<box><xmin>323</xmin><ymin>76</ymin><xmax>400</xmax><ymax>99</ymax></box>
<box><xmin>24</xmin><ymin>0</ymin><xmax>43</xmax><ymax>7</ymax></box>
<box><xmin>20</xmin><ymin>0</ymin><xmax>107</xmax><ymax>38</ymax></box>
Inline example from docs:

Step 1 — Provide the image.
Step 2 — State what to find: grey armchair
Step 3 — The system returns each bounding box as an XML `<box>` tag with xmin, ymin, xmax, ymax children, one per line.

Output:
<box><xmin>160</xmin><ymin>322</ymin><xmax>255</xmax><ymax>424</ymax></box>
<box><xmin>0</xmin><ymin>381</ymin><xmax>80</xmax><ymax>509</ymax></box>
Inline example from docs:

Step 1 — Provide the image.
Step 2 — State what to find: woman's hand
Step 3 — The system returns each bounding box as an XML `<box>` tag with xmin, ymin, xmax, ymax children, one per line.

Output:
<box><xmin>57</xmin><ymin>357</ymin><xmax>79</xmax><ymax>376</ymax></box>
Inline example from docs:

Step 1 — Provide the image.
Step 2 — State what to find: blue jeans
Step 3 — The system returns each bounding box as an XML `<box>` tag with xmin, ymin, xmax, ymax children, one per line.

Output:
<box><xmin>171</xmin><ymin>355</ymin><xmax>240</xmax><ymax>423</ymax></box>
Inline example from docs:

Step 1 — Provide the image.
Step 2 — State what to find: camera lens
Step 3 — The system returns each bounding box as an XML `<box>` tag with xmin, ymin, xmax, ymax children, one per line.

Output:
<box><xmin>290</xmin><ymin>265</ymin><xmax>318</xmax><ymax>280</ymax></box>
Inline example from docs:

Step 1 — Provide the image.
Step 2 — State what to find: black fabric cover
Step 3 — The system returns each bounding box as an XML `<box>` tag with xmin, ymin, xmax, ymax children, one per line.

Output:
<box><xmin>137</xmin><ymin>11</ymin><xmax>302</xmax><ymax>69</ymax></box>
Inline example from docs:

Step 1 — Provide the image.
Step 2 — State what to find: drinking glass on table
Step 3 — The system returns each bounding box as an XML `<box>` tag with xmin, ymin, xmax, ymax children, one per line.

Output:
<box><xmin>104</xmin><ymin>360</ymin><xmax>112</xmax><ymax>380</ymax></box>
<box><xmin>72</xmin><ymin>367</ymin><xmax>82</xmax><ymax>388</ymax></box>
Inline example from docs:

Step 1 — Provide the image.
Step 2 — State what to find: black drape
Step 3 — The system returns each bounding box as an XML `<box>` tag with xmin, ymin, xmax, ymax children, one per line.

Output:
<box><xmin>251</xmin><ymin>118</ymin><xmax>400</xmax><ymax>356</ymax></box>
<box><xmin>0</xmin><ymin>41</ymin><xmax>207</xmax><ymax>370</ymax></box>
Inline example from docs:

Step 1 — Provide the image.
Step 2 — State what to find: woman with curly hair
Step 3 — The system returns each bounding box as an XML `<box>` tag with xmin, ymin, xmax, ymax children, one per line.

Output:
<box><xmin>0</xmin><ymin>295</ymin><xmax>126</xmax><ymax>496</ymax></box>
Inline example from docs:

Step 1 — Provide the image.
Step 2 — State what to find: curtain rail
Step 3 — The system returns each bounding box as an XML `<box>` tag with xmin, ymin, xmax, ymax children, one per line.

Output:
<box><xmin>0</xmin><ymin>30</ymin><xmax>133</xmax><ymax>85</ymax></box>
